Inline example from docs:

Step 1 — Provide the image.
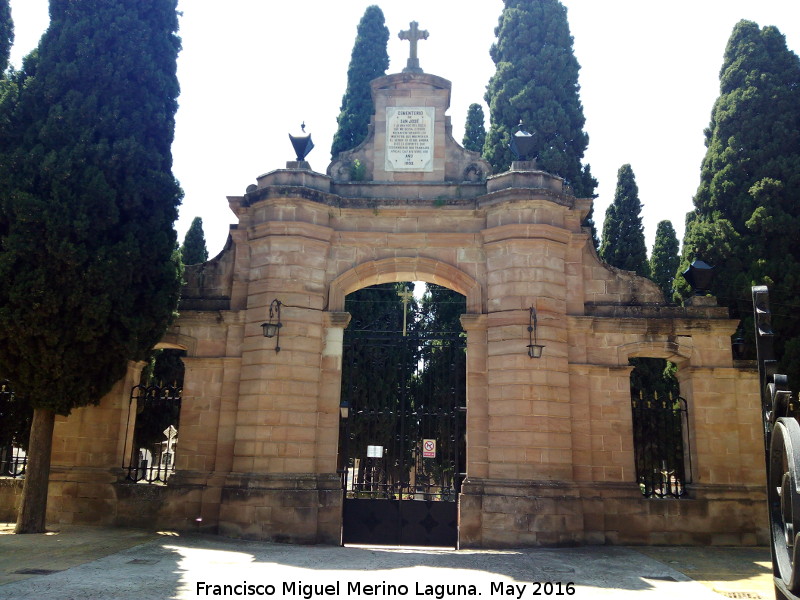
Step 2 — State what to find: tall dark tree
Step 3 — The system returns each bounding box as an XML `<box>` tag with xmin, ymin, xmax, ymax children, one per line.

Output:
<box><xmin>0</xmin><ymin>0</ymin><xmax>12</xmax><ymax>74</ymax></box>
<box><xmin>330</xmin><ymin>5</ymin><xmax>389</xmax><ymax>157</ymax></box>
<box><xmin>599</xmin><ymin>164</ymin><xmax>649</xmax><ymax>277</ymax></box>
<box><xmin>181</xmin><ymin>216</ymin><xmax>208</xmax><ymax>265</ymax></box>
<box><xmin>677</xmin><ymin>21</ymin><xmax>800</xmax><ymax>383</ymax></box>
<box><xmin>598</xmin><ymin>166</ymin><xmax>677</xmax><ymax>402</ymax></box>
<box><xmin>650</xmin><ymin>220</ymin><xmax>680</xmax><ymax>301</ymax></box>
<box><xmin>462</xmin><ymin>103</ymin><xmax>486</xmax><ymax>154</ymax></box>
<box><xmin>484</xmin><ymin>0</ymin><xmax>596</xmax><ymax>200</ymax></box>
<box><xmin>0</xmin><ymin>0</ymin><xmax>183</xmax><ymax>533</ymax></box>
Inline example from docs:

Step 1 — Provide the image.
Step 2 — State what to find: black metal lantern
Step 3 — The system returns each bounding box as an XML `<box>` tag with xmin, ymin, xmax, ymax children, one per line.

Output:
<box><xmin>682</xmin><ymin>260</ymin><xmax>715</xmax><ymax>296</ymax></box>
<box><xmin>527</xmin><ymin>306</ymin><xmax>545</xmax><ymax>359</ymax></box>
<box><xmin>339</xmin><ymin>400</ymin><xmax>350</xmax><ymax>420</ymax></box>
<box><xmin>289</xmin><ymin>122</ymin><xmax>314</xmax><ymax>162</ymax></box>
<box><xmin>261</xmin><ymin>299</ymin><xmax>282</xmax><ymax>352</ymax></box>
<box><xmin>509</xmin><ymin>128</ymin><xmax>538</xmax><ymax>162</ymax></box>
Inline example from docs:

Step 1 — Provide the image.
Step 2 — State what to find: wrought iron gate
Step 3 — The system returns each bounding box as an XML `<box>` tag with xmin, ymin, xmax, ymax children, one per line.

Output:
<box><xmin>339</xmin><ymin>318</ymin><xmax>466</xmax><ymax>547</ymax></box>
<box><xmin>631</xmin><ymin>393</ymin><xmax>692</xmax><ymax>498</ymax></box>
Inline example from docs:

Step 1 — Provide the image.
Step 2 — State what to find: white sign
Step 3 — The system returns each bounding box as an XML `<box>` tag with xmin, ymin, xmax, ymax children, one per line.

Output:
<box><xmin>367</xmin><ymin>445</ymin><xmax>384</xmax><ymax>458</ymax></box>
<box><xmin>385</xmin><ymin>107</ymin><xmax>434</xmax><ymax>172</ymax></box>
<box><xmin>422</xmin><ymin>439</ymin><xmax>436</xmax><ymax>459</ymax></box>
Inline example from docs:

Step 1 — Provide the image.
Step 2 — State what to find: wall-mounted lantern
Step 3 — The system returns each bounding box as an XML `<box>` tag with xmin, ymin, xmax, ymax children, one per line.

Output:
<box><xmin>261</xmin><ymin>299</ymin><xmax>282</xmax><ymax>353</ymax></box>
<box><xmin>527</xmin><ymin>306</ymin><xmax>545</xmax><ymax>359</ymax></box>
<box><xmin>339</xmin><ymin>400</ymin><xmax>350</xmax><ymax>420</ymax></box>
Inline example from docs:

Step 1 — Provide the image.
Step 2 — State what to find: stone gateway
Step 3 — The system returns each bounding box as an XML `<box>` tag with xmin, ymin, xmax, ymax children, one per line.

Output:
<box><xmin>0</xmin><ymin>32</ymin><xmax>766</xmax><ymax>548</ymax></box>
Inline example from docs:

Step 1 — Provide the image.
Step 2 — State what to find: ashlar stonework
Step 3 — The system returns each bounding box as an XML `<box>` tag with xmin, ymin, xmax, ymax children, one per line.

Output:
<box><xmin>0</xmin><ymin>67</ymin><xmax>767</xmax><ymax>547</ymax></box>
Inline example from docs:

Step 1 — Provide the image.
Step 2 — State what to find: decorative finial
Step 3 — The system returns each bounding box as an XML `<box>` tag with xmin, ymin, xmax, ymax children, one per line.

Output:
<box><xmin>288</xmin><ymin>122</ymin><xmax>314</xmax><ymax>162</ymax></box>
<box><xmin>399</xmin><ymin>21</ymin><xmax>429</xmax><ymax>74</ymax></box>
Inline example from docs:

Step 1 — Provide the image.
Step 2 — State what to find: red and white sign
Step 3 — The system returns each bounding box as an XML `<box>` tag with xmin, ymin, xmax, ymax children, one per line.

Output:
<box><xmin>422</xmin><ymin>439</ymin><xmax>436</xmax><ymax>459</ymax></box>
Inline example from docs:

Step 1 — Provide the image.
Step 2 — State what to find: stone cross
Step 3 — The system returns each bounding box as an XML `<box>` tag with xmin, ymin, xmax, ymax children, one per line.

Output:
<box><xmin>399</xmin><ymin>21</ymin><xmax>429</xmax><ymax>74</ymax></box>
<box><xmin>397</xmin><ymin>287</ymin><xmax>414</xmax><ymax>336</ymax></box>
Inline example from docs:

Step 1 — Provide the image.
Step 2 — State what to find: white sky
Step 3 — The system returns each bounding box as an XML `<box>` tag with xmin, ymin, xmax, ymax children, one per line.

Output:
<box><xmin>8</xmin><ymin>1</ymin><xmax>800</xmax><ymax>259</ymax></box>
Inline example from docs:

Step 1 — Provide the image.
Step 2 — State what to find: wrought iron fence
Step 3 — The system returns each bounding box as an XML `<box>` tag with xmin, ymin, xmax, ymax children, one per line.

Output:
<box><xmin>631</xmin><ymin>392</ymin><xmax>692</xmax><ymax>498</ymax></box>
<box><xmin>0</xmin><ymin>380</ymin><xmax>30</xmax><ymax>478</ymax></box>
<box><xmin>123</xmin><ymin>384</ymin><xmax>181</xmax><ymax>484</ymax></box>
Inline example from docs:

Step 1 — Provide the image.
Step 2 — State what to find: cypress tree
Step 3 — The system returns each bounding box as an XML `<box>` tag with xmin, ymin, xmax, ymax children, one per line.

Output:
<box><xmin>599</xmin><ymin>164</ymin><xmax>649</xmax><ymax>277</ymax></box>
<box><xmin>0</xmin><ymin>0</ymin><xmax>12</xmax><ymax>74</ymax></box>
<box><xmin>462</xmin><ymin>103</ymin><xmax>486</xmax><ymax>154</ymax></box>
<box><xmin>181</xmin><ymin>216</ymin><xmax>209</xmax><ymax>265</ymax></box>
<box><xmin>650</xmin><ymin>220</ymin><xmax>680</xmax><ymax>301</ymax></box>
<box><xmin>484</xmin><ymin>0</ymin><xmax>596</xmax><ymax>199</ymax></box>
<box><xmin>330</xmin><ymin>5</ymin><xmax>389</xmax><ymax>157</ymax></box>
<box><xmin>677</xmin><ymin>21</ymin><xmax>800</xmax><ymax>381</ymax></box>
<box><xmin>0</xmin><ymin>0</ymin><xmax>183</xmax><ymax>533</ymax></box>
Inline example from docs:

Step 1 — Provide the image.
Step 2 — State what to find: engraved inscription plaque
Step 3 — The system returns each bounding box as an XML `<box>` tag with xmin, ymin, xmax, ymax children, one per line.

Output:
<box><xmin>385</xmin><ymin>107</ymin><xmax>434</xmax><ymax>172</ymax></box>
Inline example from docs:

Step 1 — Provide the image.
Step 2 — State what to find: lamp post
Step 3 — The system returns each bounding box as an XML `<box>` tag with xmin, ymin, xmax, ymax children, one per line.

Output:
<box><xmin>261</xmin><ymin>299</ymin><xmax>282</xmax><ymax>353</ymax></box>
<box><xmin>527</xmin><ymin>306</ymin><xmax>545</xmax><ymax>359</ymax></box>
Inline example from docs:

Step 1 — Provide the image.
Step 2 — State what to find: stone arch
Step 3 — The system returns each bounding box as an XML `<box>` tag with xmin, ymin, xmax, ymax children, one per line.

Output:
<box><xmin>155</xmin><ymin>332</ymin><xmax>196</xmax><ymax>356</ymax></box>
<box><xmin>328</xmin><ymin>256</ymin><xmax>482</xmax><ymax>313</ymax></box>
<box><xmin>616</xmin><ymin>337</ymin><xmax>694</xmax><ymax>366</ymax></box>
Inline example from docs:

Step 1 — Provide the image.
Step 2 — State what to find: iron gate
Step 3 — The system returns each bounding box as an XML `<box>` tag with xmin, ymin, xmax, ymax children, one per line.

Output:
<box><xmin>339</xmin><ymin>319</ymin><xmax>466</xmax><ymax>547</ymax></box>
<box><xmin>631</xmin><ymin>393</ymin><xmax>692</xmax><ymax>498</ymax></box>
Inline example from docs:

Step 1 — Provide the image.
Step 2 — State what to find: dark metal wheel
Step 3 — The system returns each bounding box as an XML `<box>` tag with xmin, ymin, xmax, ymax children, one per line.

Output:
<box><xmin>770</xmin><ymin>417</ymin><xmax>800</xmax><ymax>593</ymax></box>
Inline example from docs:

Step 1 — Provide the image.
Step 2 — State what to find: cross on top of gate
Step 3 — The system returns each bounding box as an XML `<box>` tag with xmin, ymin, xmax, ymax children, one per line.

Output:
<box><xmin>399</xmin><ymin>21</ymin><xmax>429</xmax><ymax>73</ymax></box>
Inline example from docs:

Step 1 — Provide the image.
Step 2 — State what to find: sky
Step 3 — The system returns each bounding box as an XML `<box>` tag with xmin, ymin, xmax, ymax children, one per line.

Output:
<box><xmin>7</xmin><ymin>1</ymin><xmax>800</xmax><ymax>259</ymax></box>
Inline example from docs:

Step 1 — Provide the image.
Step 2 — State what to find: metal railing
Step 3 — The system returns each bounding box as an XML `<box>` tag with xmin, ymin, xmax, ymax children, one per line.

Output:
<box><xmin>123</xmin><ymin>383</ymin><xmax>181</xmax><ymax>484</ymax></box>
<box><xmin>0</xmin><ymin>448</ymin><xmax>27</xmax><ymax>478</ymax></box>
<box><xmin>0</xmin><ymin>380</ymin><xmax>30</xmax><ymax>478</ymax></box>
<box><xmin>631</xmin><ymin>393</ymin><xmax>692</xmax><ymax>498</ymax></box>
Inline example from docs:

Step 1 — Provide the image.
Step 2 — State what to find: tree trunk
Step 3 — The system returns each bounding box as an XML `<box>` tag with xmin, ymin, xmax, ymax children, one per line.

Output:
<box><xmin>15</xmin><ymin>407</ymin><xmax>56</xmax><ymax>533</ymax></box>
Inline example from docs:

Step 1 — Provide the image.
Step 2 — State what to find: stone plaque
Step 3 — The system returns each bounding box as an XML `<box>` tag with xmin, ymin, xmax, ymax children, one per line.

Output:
<box><xmin>385</xmin><ymin>106</ymin><xmax>434</xmax><ymax>172</ymax></box>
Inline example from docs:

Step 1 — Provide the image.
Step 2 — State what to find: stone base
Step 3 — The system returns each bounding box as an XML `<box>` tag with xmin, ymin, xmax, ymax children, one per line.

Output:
<box><xmin>0</xmin><ymin>478</ymin><xmax>22</xmax><ymax>521</ymax></box>
<box><xmin>2</xmin><ymin>471</ymin><xmax>768</xmax><ymax>548</ymax></box>
<box><xmin>218</xmin><ymin>473</ymin><xmax>342</xmax><ymax>544</ymax></box>
<box><xmin>459</xmin><ymin>479</ymin><xmax>768</xmax><ymax>547</ymax></box>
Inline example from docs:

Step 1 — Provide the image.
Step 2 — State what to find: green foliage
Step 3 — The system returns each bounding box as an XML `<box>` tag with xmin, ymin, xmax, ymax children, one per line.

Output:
<box><xmin>650</xmin><ymin>220</ymin><xmax>680</xmax><ymax>301</ymax></box>
<box><xmin>630</xmin><ymin>358</ymin><xmax>680</xmax><ymax>402</ymax></box>
<box><xmin>139</xmin><ymin>348</ymin><xmax>185</xmax><ymax>388</ymax></box>
<box><xmin>331</xmin><ymin>5</ymin><xmax>389</xmax><ymax>157</ymax></box>
<box><xmin>180</xmin><ymin>216</ymin><xmax>208</xmax><ymax>265</ymax></box>
<box><xmin>599</xmin><ymin>164</ymin><xmax>649</xmax><ymax>277</ymax></box>
<box><xmin>0</xmin><ymin>0</ymin><xmax>12</xmax><ymax>74</ymax></box>
<box><xmin>350</xmin><ymin>158</ymin><xmax>366</xmax><ymax>181</ymax></box>
<box><xmin>484</xmin><ymin>0</ymin><xmax>596</xmax><ymax>200</ymax></box>
<box><xmin>462</xmin><ymin>103</ymin><xmax>486</xmax><ymax>154</ymax></box>
<box><xmin>0</xmin><ymin>0</ymin><xmax>183</xmax><ymax>415</ymax></box>
<box><xmin>677</xmin><ymin>21</ymin><xmax>800</xmax><ymax>382</ymax></box>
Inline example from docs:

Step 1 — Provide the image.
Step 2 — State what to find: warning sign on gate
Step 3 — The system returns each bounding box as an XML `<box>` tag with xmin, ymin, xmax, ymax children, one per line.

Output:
<box><xmin>422</xmin><ymin>439</ymin><xmax>436</xmax><ymax>458</ymax></box>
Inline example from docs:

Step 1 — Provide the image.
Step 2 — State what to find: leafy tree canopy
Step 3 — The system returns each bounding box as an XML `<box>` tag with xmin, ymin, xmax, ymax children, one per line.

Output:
<box><xmin>0</xmin><ymin>0</ymin><xmax>184</xmax><ymax>415</ymax></box>
<box><xmin>181</xmin><ymin>216</ymin><xmax>209</xmax><ymax>265</ymax></box>
<box><xmin>677</xmin><ymin>20</ymin><xmax>800</xmax><ymax>382</ymax></box>
<box><xmin>331</xmin><ymin>5</ymin><xmax>389</xmax><ymax>157</ymax></box>
<box><xmin>650</xmin><ymin>220</ymin><xmax>680</xmax><ymax>301</ymax></box>
<box><xmin>462</xmin><ymin>103</ymin><xmax>486</xmax><ymax>154</ymax></box>
<box><xmin>599</xmin><ymin>164</ymin><xmax>649</xmax><ymax>277</ymax></box>
<box><xmin>484</xmin><ymin>0</ymin><xmax>596</xmax><ymax>200</ymax></box>
<box><xmin>0</xmin><ymin>0</ymin><xmax>12</xmax><ymax>74</ymax></box>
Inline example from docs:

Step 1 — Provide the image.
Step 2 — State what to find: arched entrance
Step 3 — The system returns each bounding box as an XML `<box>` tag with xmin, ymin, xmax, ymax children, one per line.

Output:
<box><xmin>338</xmin><ymin>282</ymin><xmax>467</xmax><ymax>547</ymax></box>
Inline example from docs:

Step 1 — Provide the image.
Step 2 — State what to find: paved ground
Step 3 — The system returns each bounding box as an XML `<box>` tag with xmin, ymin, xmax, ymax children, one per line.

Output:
<box><xmin>0</xmin><ymin>523</ymin><xmax>774</xmax><ymax>599</ymax></box>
